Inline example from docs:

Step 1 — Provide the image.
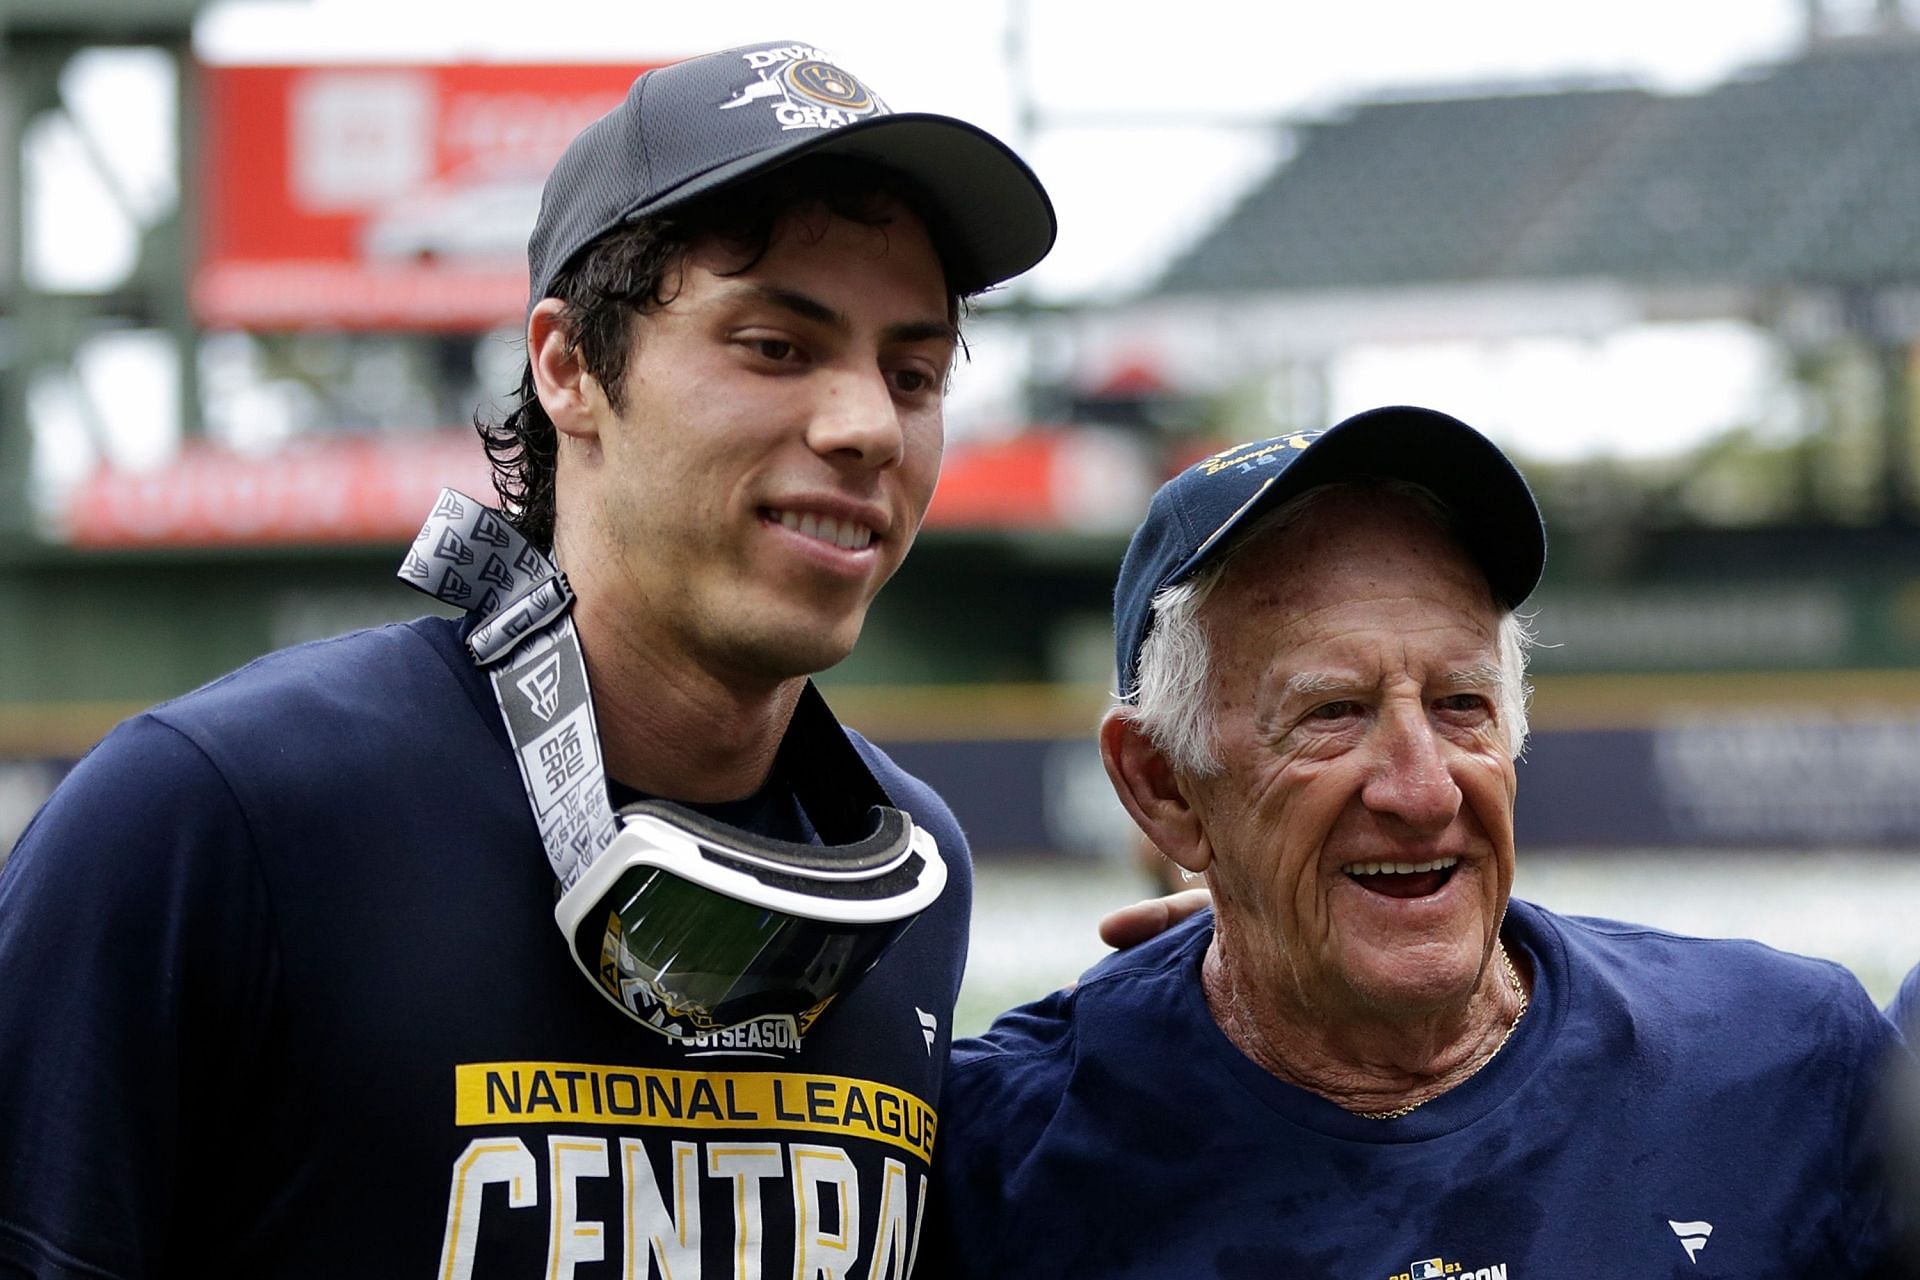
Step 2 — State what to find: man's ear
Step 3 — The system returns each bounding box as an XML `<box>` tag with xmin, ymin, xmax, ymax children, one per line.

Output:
<box><xmin>527</xmin><ymin>298</ymin><xmax>602</xmax><ymax>441</ymax></box>
<box><xmin>1099</xmin><ymin>710</ymin><xmax>1211</xmax><ymax>874</ymax></box>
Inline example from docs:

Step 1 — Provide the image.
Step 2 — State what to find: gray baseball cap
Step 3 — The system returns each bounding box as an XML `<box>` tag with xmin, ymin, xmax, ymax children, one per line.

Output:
<box><xmin>526</xmin><ymin>39</ymin><xmax>1057</xmax><ymax>304</ymax></box>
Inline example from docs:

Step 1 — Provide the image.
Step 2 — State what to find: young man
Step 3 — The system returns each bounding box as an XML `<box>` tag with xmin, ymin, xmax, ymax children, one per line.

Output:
<box><xmin>0</xmin><ymin>41</ymin><xmax>1053</xmax><ymax>1277</ymax></box>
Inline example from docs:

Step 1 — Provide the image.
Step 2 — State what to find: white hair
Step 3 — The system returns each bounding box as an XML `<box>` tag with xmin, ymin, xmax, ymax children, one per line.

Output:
<box><xmin>1115</xmin><ymin>483</ymin><xmax>1535</xmax><ymax>776</ymax></box>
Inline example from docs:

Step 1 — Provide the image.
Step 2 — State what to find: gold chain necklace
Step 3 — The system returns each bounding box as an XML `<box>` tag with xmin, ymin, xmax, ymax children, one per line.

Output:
<box><xmin>1356</xmin><ymin>945</ymin><xmax>1528</xmax><ymax>1121</ymax></box>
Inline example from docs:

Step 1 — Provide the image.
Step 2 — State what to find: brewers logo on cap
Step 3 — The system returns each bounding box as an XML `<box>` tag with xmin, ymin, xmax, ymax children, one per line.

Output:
<box><xmin>787</xmin><ymin>60</ymin><xmax>875</xmax><ymax>113</ymax></box>
<box><xmin>722</xmin><ymin>45</ymin><xmax>887</xmax><ymax>131</ymax></box>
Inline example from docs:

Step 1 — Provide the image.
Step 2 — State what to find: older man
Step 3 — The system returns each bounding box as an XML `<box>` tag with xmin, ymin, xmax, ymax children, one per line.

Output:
<box><xmin>930</xmin><ymin>406</ymin><xmax>1904</xmax><ymax>1277</ymax></box>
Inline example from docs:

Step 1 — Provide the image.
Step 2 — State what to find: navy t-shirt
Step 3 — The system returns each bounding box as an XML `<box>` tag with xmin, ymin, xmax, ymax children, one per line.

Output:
<box><xmin>1890</xmin><ymin>963</ymin><xmax>1920</xmax><ymax>1041</ymax></box>
<box><xmin>0</xmin><ymin>616</ymin><xmax>972</xmax><ymax>1278</ymax></box>
<box><xmin>932</xmin><ymin>899</ymin><xmax>1902</xmax><ymax>1277</ymax></box>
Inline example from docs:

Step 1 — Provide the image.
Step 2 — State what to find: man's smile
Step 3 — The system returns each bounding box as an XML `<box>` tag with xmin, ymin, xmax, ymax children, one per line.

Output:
<box><xmin>765</xmin><ymin>507</ymin><xmax>877</xmax><ymax>551</ymax></box>
<box><xmin>1341</xmin><ymin>857</ymin><xmax>1459</xmax><ymax>899</ymax></box>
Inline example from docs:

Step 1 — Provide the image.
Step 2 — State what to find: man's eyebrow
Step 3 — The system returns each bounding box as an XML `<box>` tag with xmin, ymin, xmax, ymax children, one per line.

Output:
<box><xmin>1282</xmin><ymin>663</ymin><xmax>1504</xmax><ymax>699</ymax></box>
<box><xmin>740</xmin><ymin>283</ymin><xmax>957</xmax><ymax>347</ymax></box>
<box><xmin>885</xmin><ymin>318</ymin><xmax>962</xmax><ymax>348</ymax></box>
<box><xmin>1283</xmin><ymin>671</ymin><xmax>1353</xmax><ymax>699</ymax></box>
<box><xmin>740</xmin><ymin>283</ymin><xmax>843</xmax><ymax>329</ymax></box>
<box><xmin>1440</xmin><ymin>661</ymin><xmax>1507</xmax><ymax>689</ymax></box>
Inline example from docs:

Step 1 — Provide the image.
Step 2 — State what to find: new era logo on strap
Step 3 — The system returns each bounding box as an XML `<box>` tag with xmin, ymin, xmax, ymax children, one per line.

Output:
<box><xmin>516</xmin><ymin>654</ymin><xmax>564</xmax><ymax>722</ymax></box>
<box><xmin>435</xmin><ymin>529</ymin><xmax>475</xmax><ymax>566</ymax></box>
<box><xmin>478</xmin><ymin>553</ymin><xmax>516</xmax><ymax>591</ymax></box>
<box><xmin>513</xmin><ymin>543</ymin><xmax>546</xmax><ymax>576</ymax></box>
<box><xmin>470</xmin><ymin>508</ymin><xmax>514</xmax><ymax>548</ymax></box>
<box><xmin>1669</xmin><ymin>1219</ymin><xmax>1713</xmax><ymax>1263</ymax></box>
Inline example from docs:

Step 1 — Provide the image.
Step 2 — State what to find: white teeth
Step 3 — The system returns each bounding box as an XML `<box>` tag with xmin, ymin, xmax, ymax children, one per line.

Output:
<box><xmin>774</xmin><ymin>510</ymin><xmax>873</xmax><ymax>551</ymax></box>
<box><xmin>1343</xmin><ymin>858</ymin><xmax>1459</xmax><ymax>876</ymax></box>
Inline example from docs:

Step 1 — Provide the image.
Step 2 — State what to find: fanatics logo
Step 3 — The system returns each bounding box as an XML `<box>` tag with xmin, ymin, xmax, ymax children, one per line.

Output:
<box><xmin>916</xmin><ymin>1007</ymin><xmax>938</xmax><ymax>1055</ymax></box>
<box><xmin>1669</xmin><ymin>1219</ymin><xmax>1713</xmax><ymax>1263</ymax></box>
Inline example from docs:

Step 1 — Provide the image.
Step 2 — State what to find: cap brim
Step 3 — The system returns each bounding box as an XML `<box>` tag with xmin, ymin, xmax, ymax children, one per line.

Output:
<box><xmin>1169</xmin><ymin>405</ymin><xmax>1547</xmax><ymax>609</ymax></box>
<box><xmin>627</xmin><ymin>112</ymin><xmax>1057</xmax><ymax>295</ymax></box>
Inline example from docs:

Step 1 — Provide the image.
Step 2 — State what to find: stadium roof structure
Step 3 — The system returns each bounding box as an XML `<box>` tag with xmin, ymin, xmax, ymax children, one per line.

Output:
<box><xmin>1154</xmin><ymin>38</ymin><xmax>1920</xmax><ymax>303</ymax></box>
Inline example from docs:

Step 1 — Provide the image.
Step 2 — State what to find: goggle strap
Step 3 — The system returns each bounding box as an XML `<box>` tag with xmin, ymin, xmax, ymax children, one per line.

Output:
<box><xmin>403</xmin><ymin>489</ymin><xmax>942</xmax><ymax>1040</ymax></box>
<box><xmin>400</xmin><ymin>488</ymin><xmax>901</xmax><ymax>885</ymax></box>
<box><xmin>616</xmin><ymin>802</ymin><xmax>914</xmax><ymax>876</ymax></box>
<box><xmin>399</xmin><ymin>488</ymin><xmax>619</xmax><ymax>888</ymax></box>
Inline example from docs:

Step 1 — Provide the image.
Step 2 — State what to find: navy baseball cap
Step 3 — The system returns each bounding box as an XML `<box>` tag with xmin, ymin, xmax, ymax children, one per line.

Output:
<box><xmin>1113</xmin><ymin>405</ymin><xmax>1547</xmax><ymax>700</ymax></box>
<box><xmin>527</xmin><ymin>39</ymin><xmax>1057</xmax><ymax>305</ymax></box>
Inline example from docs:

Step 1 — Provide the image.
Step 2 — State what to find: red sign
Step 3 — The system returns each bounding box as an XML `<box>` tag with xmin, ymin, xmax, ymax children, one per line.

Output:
<box><xmin>925</xmin><ymin>429</ymin><xmax>1154</xmax><ymax>531</ymax></box>
<box><xmin>58</xmin><ymin>430</ymin><xmax>1153</xmax><ymax>549</ymax></box>
<box><xmin>194</xmin><ymin>62</ymin><xmax>661</xmax><ymax>331</ymax></box>
<box><xmin>62</xmin><ymin>434</ymin><xmax>495</xmax><ymax>547</ymax></box>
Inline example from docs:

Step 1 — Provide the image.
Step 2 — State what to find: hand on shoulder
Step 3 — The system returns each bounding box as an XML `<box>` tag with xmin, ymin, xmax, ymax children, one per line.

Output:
<box><xmin>1097</xmin><ymin>887</ymin><xmax>1211</xmax><ymax>950</ymax></box>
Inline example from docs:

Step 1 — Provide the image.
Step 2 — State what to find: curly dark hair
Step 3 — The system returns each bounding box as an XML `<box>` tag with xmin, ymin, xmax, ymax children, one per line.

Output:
<box><xmin>476</xmin><ymin>158</ymin><xmax>971</xmax><ymax>550</ymax></box>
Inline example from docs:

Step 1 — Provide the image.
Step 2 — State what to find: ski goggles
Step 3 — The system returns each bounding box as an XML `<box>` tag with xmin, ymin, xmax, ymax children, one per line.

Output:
<box><xmin>554</xmin><ymin>798</ymin><xmax>946</xmax><ymax>1040</ymax></box>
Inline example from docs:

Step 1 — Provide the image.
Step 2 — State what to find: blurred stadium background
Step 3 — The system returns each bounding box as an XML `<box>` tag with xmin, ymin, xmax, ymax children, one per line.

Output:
<box><xmin>3</xmin><ymin>0</ymin><xmax>1919</xmax><ymax>1032</ymax></box>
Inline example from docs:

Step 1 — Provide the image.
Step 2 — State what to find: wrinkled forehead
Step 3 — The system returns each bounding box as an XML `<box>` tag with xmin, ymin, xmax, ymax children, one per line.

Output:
<box><xmin>1208</xmin><ymin>487</ymin><xmax>1499</xmax><ymax>635</ymax></box>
